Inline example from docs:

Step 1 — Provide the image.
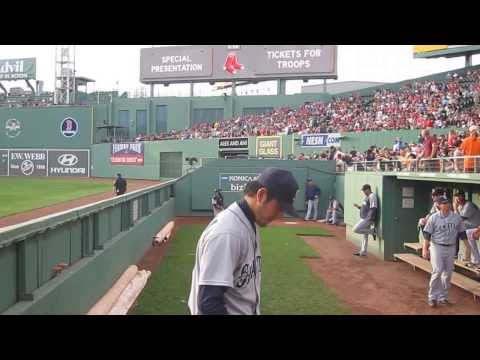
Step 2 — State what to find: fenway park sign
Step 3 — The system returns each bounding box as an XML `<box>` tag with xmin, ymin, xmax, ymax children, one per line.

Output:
<box><xmin>111</xmin><ymin>143</ymin><xmax>144</xmax><ymax>165</ymax></box>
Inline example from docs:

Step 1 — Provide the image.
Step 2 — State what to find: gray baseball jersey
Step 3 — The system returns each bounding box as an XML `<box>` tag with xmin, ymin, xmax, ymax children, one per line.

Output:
<box><xmin>458</xmin><ymin>201</ymin><xmax>480</xmax><ymax>229</ymax></box>
<box><xmin>188</xmin><ymin>202</ymin><xmax>261</xmax><ymax>315</ymax></box>
<box><xmin>424</xmin><ymin>211</ymin><xmax>465</xmax><ymax>245</ymax></box>
<box><xmin>360</xmin><ymin>192</ymin><xmax>378</xmax><ymax>220</ymax></box>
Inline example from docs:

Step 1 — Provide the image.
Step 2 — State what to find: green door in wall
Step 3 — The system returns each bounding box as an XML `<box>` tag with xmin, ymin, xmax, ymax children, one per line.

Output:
<box><xmin>159</xmin><ymin>152</ymin><xmax>183</xmax><ymax>179</ymax></box>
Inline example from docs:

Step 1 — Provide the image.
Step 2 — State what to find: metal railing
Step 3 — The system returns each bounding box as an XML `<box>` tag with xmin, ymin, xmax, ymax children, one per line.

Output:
<box><xmin>348</xmin><ymin>155</ymin><xmax>480</xmax><ymax>174</ymax></box>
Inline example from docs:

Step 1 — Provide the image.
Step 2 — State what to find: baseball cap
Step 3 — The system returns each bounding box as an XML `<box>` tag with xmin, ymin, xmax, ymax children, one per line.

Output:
<box><xmin>361</xmin><ymin>184</ymin><xmax>371</xmax><ymax>191</ymax></box>
<box><xmin>256</xmin><ymin>167</ymin><xmax>299</xmax><ymax>217</ymax></box>
<box><xmin>469</xmin><ymin>125</ymin><xmax>478</xmax><ymax>133</ymax></box>
<box><xmin>436</xmin><ymin>195</ymin><xmax>450</xmax><ymax>204</ymax></box>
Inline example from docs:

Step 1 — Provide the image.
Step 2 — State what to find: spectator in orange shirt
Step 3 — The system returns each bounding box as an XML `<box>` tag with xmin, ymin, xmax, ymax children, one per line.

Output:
<box><xmin>460</xmin><ymin>125</ymin><xmax>480</xmax><ymax>173</ymax></box>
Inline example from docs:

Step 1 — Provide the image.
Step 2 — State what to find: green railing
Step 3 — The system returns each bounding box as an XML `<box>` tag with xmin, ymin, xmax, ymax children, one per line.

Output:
<box><xmin>0</xmin><ymin>179</ymin><xmax>176</xmax><ymax>314</ymax></box>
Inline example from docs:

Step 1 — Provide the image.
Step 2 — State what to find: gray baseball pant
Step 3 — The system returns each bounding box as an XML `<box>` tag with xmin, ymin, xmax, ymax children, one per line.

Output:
<box><xmin>467</xmin><ymin>236</ymin><xmax>480</xmax><ymax>264</ymax></box>
<box><xmin>305</xmin><ymin>198</ymin><xmax>319</xmax><ymax>220</ymax></box>
<box><xmin>353</xmin><ymin>219</ymin><xmax>375</xmax><ymax>255</ymax></box>
<box><xmin>428</xmin><ymin>243</ymin><xmax>456</xmax><ymax>302</ymax></box>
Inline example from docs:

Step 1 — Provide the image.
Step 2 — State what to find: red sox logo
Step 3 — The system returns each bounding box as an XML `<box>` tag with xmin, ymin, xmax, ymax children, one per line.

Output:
<box><xmin>223</xmin><ymin>52</ymin><xmax>244</xmax><ymax>75</ymax></box>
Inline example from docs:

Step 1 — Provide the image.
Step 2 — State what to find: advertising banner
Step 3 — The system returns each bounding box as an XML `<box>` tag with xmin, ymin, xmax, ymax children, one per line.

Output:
<box><xmin>141</xmin><ymin>45</ymin><xmax>337</xmax><ymax>83</ymax></box>
<box><xmin>0</xmin><ymin>150</ymin><xmax>8</xmax><ymax>176</ymax></box>
<box><xmin>219</xmin><ymin>173</ymin><xmax>259</xmax><ymax>192</ymax></box>
<box><xmin>301</xmin><ymin>133</ymin><xmax>341</xmax><ymax>148</ymax></box>
<box><xmin>0</xmin><ymin>58</ymin><xmax>36</xmax><ymax>80</ymax></box>
<box><xmin>111</xmin><ymin>143</ymin><xmax>145</xmax><ymax>165</ymax></box>
<box><xmin>9</xmin><ymin>150</ymin><xmax>47</xmax><ymax>176</ymax></box>
<box><xmin>219</xmin><ymin>137</ymin><xmax>249</xmax><ymax>150</ymax></box>
<box><xmin>48</xmin><ymin>150</ymin><xmax>89</xmax><ymax>177</ymax></box>
<box><xmin>256</xmin><ymin>136</ymin><xmax>282</xmax><ymax>158</ymax></box>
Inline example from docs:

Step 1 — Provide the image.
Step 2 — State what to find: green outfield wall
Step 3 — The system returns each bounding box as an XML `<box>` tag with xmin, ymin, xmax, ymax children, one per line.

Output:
<box><xmin>174</xmin><ymin>159</ymin><xmax>336</xmax><ymax>218</ymax></box>
<box><xmin>0</xmin><ymin>106</ymin><xmax>94</xmax><ymax>149</ymax></box>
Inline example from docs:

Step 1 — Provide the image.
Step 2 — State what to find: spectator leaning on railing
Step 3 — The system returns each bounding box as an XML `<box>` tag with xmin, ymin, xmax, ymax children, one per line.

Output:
<box><xmin>460</xmin><ymin>125</ymin><xmax>480</xmax><ymax>172</ymax></box>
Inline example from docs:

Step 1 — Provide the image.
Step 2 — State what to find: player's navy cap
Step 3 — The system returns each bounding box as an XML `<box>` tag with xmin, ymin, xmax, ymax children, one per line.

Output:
<box><xmin>436</xmin><ymin>195</ymin><xmax>450</xmax><ymax>204</ymax></box>
<box><xmin>257</xmin><ymin>167</ymin><xmax>299</xmax><ymax>217</ymax></box>
<box><xmin>361</xmin><ymin>184</ymin><xmax>371</xmax><ymax>191</ymax></box>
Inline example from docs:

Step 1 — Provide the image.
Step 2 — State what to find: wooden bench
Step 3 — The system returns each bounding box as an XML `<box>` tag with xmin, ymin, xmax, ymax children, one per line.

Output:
<box><xmin>404</xmin><ymin>243</ymin><xmax>480</xmax><ymax>277</ymax></box>
<box><xmin>454</xmin><ymin>260</ymin><xmax>480</xmax><ymax>277</ymax></box>
<box><xmin>404</xmin><ymin>242</ymin><xmax>422</xmax><ymax>253</ymax></box>
<box><xmin>394</xmin><ymin>253</ymin><xmax>480</xmax><ymax>302</ymax></box>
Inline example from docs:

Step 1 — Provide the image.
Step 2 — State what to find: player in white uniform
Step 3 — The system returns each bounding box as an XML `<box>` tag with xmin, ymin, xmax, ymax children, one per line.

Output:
<box><xmin>422</xmin><ymin>195</ymin><xmax>467</xmax><ymax>307</ymax></box>
<box><xmin>188</xmin><ymin>167</ymin><xmax>299</xmax><ymax>315</ymax></box>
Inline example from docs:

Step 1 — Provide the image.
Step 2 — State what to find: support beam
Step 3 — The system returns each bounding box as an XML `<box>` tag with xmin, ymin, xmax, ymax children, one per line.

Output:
<box><xmin>190</xmin><ymin>83</ymin><xmax>194</xmax><ymax>97</ymax></box>
<box><xmin>277</xmin><ymin>79</ymin><xmax>286</xmax><ymax>95</ymax></box>
<box><xmin>231</xmin><ymin>81</ymin><xmax>237</xmax><ymax>97</ymax></box>
<box><xmin>323</xmin><ymin>79</ymin><xmax>327</xmax><ymax>93</ymax></box>
<box><xmin>25</xmin><ymin>80</ymin><xmax>35</xmax><ymax>95</ymax></box>
<box><xmin>0</xmin><ymin>82</ymin><xmax>7</xmax><ymax>96</ymax></box>
<box><xmin>150</xmin><ymin>84</ymin><xmax>154</xmax><ymax>98</ymax></box>
<box><xmin>466</xmin><ymin>54</ymin><xmax>473</xmax><ymax>68</ymax></box>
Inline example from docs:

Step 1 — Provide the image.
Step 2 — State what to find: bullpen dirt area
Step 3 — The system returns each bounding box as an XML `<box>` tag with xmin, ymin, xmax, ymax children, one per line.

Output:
<box><xmin>0</xmin><ymin>179</ymin><xmax>161</xmax><ymax>229</ymax></box>
<box><xmin>136</xmin><ymin>216</ymin><xmax>480</xmax><ymax>315</ymax></box>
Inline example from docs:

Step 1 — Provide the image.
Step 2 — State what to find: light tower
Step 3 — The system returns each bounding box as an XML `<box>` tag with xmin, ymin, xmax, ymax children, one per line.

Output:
<box><xmin>54</xmin><ymin>45</ymin><xmax>76</xmax><ymax>105</ymax></box>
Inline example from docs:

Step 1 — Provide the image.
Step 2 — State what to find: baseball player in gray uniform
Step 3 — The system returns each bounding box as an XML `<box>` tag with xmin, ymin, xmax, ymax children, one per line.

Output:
<box><xmin>466</xmin><ymin>226</ymin><xmax>480</xmax><ymax>268</ymax></box>
<box><xmin>422</xmin><ymin>195</ymin><xmax>467</xmax><ymax>307</ymax></box>
<box><xmin>453</xmin><ymin>189</ymin><xmax>480</xmax><ymax>264</ymax></box>
<box><xmin>188</xmin><ymin>167</ymin><xmax>299</xmax><ymax>315</ymax></box>
<box><xmin>417</xmin><ymin>188</ymin><xmax>444</xmax><ymax>230</ymax></box>
<box><xmin>352</xmin><ymin>184</ymin><xmax>378</xmax><ymax>256</ymax></box>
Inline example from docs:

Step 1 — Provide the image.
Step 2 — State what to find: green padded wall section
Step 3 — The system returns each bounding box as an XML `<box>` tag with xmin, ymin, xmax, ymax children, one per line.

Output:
<box><xmin>0</xmin><ymin>106</ymin><xmax>93</xmax><ymax>148</ymax></box>
<box><xmin>174</xmin><ymin>159</ymin><xmax>336</xmax><ymax>218</ymax></box>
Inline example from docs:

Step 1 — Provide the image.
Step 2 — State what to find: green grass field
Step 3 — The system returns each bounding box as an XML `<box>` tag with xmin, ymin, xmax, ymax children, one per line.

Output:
<box><xmin>0</xmin><ymin>177</ymin><xmax>113</xmax><ymax>218</ymax></box>
<box><xmin>132</xmin><ymin>224</ymin><xmax>349</xmax><ymax>315</ymax></box>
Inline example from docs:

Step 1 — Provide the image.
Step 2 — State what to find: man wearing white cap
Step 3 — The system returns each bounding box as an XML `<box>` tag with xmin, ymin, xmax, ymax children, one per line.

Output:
<box><xmin>460</xmin><ymin>125</ymin><xmax>480</xmax><ymax>173</ymax></box>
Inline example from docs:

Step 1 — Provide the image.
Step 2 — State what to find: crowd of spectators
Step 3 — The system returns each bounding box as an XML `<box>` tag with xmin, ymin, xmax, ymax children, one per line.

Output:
<box><xmin>130</xmin><ymin>69</ymin><xmax>480</xmax><ymax>142</ymax></box>
<box><xmin>293</xmin><ymin>126</ymin><xmax>480</xmax><ymax>173</ymax></box>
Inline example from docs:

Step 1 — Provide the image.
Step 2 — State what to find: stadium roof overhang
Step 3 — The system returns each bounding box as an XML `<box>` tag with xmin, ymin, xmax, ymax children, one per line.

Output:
<box><xmin>75</xmin><ymin>76</ymin><xmax>96</xmax><ymax>86</ymax></box>
<box><xmin>414</xmin><ymin>45</ymin><xmax>480</xmax><ymax>59</ymax></box>
<box><xmin>396</xmin><ymin>172</ymin><xmax>480</xmax><ymax>185</ymax></box>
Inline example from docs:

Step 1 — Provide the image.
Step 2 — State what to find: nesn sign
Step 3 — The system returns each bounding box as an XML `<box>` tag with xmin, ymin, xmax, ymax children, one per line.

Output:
<box><xmin>302</xmin><ymin>134</ymin><xmax>328</xmax><ymax>147</ymax></box>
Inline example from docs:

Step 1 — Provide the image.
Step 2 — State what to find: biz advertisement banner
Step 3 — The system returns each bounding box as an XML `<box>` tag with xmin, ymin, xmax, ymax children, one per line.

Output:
<box><xmin>48</xmin><ymin>150</ymin><xmax>89</xmax><ymax>177</ymax></box>
<box><xmin>9</xmin><ymin>150</ymin><xmax>47</xmax><ymax>176</ymax></box>
<box><xmin>256</xmin><ymin>136</ymin><xmax>282</xmax><ymax>158</ymax></box>
<box><xmin>219</xmin><ymin>173</ymin><xmax>259</xmax><ymax>192</ymax></box>
<box><xmin>0</xmin><ymin>150</ymin><xmax>8</xmax><ymax>176</ymax></box>
<box><xmin>111</xmin><ymin>143</ymin><xmax>144</xmax><ymax>165</ymax></box>
<box><xmin>301</xmin><ymin>133</ymin><xmax>341</xmax><ymax>148</ymax></box>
